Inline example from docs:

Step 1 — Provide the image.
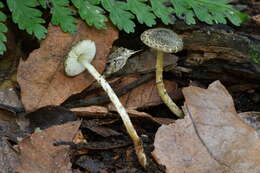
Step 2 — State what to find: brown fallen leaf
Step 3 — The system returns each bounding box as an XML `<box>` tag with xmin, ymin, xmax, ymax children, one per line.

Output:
<box><xmin>107</xmin><ymin>75</ymin><xmax>182</xmax><ymax>110</ymax></box>
<box><xmin>153</xmin><ymin>81</ymin><xmax>260</xmax><ymax>173</ymax></box>
<box><xmin>17</xmin><ymin>21</ymin><xmax>118</xmax><ymax>111</ymax></box>
<box><xmin>16</xmin><ymin>121</ymin><xmax>81</xmax><ymax>173</ymax></box>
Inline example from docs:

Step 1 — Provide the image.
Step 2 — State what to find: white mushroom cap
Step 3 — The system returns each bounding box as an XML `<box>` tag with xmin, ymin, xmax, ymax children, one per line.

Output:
<box><xmin>64</xmin><ymin>40</ymin><xmax>96</xmax><ymax>76</ymax></box>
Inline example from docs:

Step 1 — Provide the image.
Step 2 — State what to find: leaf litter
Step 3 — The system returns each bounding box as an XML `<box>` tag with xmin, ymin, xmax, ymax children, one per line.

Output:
<box><xmin>17</xmin><ymin>20</ymin><xmax>118</xmax><ymax>111</ymax></box>
<box><xmin>1</xmin><ymin>2</ymin><xmax>260</xmax><ymax>171</ymax></box>
<box><xmin>16</xmin><ymin>121</ymin><xmax>81</xmax><ymax>173</ymax></box>
<box><xmin>153</xmin><ymin>81</ymin><xmax>260</xmax><ymax>173</ymax></box>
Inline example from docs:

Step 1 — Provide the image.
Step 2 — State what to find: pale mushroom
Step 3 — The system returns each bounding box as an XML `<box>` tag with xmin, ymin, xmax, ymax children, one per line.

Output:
<box><xmin>64</xmin><ymin>40</ymin><xmax>147</xmax><ymax>167</ymax></box>
<box><xmin>140</xmin><ymin>28</ymin><xmax>184</xmax><ymax>117</ymax></box>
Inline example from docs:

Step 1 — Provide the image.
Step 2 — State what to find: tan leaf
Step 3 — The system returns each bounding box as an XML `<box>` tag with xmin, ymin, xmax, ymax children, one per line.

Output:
<box><xmin>252</xmin><ymin>14</ymin><xmax>260</xmax><ymax>25</ymax></box>
<box><xmin>108</xmin><ymin>75</ymin><xmax>182</xmax><ymax>110</ymax></box>
<box><xmin>16</xmin><ymin>121</ymin><xmax>81</xmax><ymax>173</ymax></box>
<box><xmin>17</xmin><ymin>21</ymin><xmax>118</xmax><ymax>111</ymax></box>
<box><xmin>152</xmin><ymin>81</ymin><xmax>260</xmax><ymax>173</ymax></box>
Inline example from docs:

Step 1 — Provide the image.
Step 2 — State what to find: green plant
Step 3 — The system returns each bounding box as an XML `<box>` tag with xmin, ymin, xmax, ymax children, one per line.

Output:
<box><xmin>0</xmin><ymin>0</ymin><xmax>249</xmax><ymax>55</ymax></box>
<box><xmin>0</xmin><ymin>2</ymin><xmax>7</xmax><ymax>55</ymax></box>
<box><xmin>250</xmin><ymin>46</ymin><xmax>260</xmax><ymax>64</ymax></box>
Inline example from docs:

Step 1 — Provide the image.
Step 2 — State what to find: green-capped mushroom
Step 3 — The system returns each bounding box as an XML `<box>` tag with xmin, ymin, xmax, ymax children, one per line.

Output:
<box><xmin>141</xmin><ymin>28</ymin><xmax>184</xmax><ymax>117</ymax></box>
<box><xmin>64</xmin><ymin>40</ymin><xmax>147</xmax><ymax>167</ymax></box>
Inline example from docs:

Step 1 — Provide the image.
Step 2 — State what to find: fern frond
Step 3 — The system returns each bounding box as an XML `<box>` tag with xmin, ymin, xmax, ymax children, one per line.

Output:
<box><xmin>7</xmin><ymin>0</ymin><xmax>47</xmax><ymax>39</ymax></box>
<box><xmin>0</xmin><ymin>2</ymin><xmax>7</xmax><ymax>55</ymax></box>
<box><xmin>127</xmin><ymin>0</ymin><xmax>156</xmax><ymax>27</ymax></box>
<box><xmin>72</xmin><ymin>0</ymin><xmax>108</xmax><ymax>29</ymax></box>
<box><xmin>150</xmin><ymin>0</ymin><xmax>174</xmax><ymax>25</ymax></box>
<box><xmin>101</xmin><ymin>0</ymin><xmax>135</xmax><ymax>33</ymax></box>
<box><xmin>170</xmin><ymin>0</ymin><xmax>248</xmax><ymax>26</ymax></box>
<box><xmin>50</xmin><ymin>0</ymin><xmax>77</xmax><ymax>34</ymax></box>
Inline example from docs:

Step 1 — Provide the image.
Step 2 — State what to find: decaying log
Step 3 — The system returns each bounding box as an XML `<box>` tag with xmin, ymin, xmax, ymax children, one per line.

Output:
<box><xmin>110</xmin><ymin>21</ymin><xmax>260</xmax><ymax>83</ymax></box>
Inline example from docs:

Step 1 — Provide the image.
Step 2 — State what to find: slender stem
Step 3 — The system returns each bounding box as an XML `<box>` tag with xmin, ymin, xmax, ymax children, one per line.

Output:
<box><xmin>63</xmin><ymin>73</ymin><xmax>154</xmax><ymax>109</ymax></box>
<box><xmin>156</xmin><ymin>50</ymin><xmax>184</xmax><ymax>118</ymax></box>
<box><xmin>79</xmin><ymin>59</ymin><xmax>147</xmax><ymax>167</ymax></box>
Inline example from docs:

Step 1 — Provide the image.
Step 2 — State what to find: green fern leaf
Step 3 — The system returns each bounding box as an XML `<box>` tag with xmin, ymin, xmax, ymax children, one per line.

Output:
<box><xmin>50</xmin><ymin>0</ymin><xmax>77</xmax><ymax>34</ymax></box>
<box><xmin>89</xmin><ymin>0</ymin><xmax>101</xmax><ymax>5</ymax></box>
<box><xmin>38</xmin><ymin>0</ymin><xmax>47</xmax><ymax>8</ymax></box>
<box><xmin>170</xmin><ymin>0</ymin><xmax>248</xmax><ymax>26</ymax></box>
<box><xmin>0</xmin><ymin>2</ymin><xmax>7</xmax><ymax>55</ymax></box>
<box><xmin>101</xmin><ymin>0</ymin><xmax>135</xmax><ymax>33</ymax></box>
<box><xmin>150</xmin><ymin>0</ymin><xmax>174</xmax><ymax>25</ymax></box>
<box><xmin>7</xmin><ymin>0</ymin><xmax>47</xmax><ymax>39</ymax></box>
<box><xmin>127</xmin><ymin>0</ymin><xmax>156</xmax><ymax>27</ymax></box>
<box><xmin>72</xmin><ymin>0</ymin><xmax>107</xmax><ymax>29</ymax></box>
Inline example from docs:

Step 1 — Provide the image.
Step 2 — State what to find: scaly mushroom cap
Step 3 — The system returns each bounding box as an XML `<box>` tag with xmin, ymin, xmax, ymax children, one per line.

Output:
<box><xmin>140</xmin><ymin>28</ymin><xmax>183</xmax><ymax>53</ymax></box>
<box><xmin>64</xmin><ymin>40</ymin><xmax>96</xmax><ymax>76</ymax></box>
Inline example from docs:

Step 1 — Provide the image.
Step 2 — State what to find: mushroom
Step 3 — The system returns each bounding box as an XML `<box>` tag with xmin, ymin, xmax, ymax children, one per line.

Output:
<box><xmin>64</xmin><ymin>40</ymin><xmax>147</xmax><ymax>167</ymax></box>
<box><xmin>140</xmin><ymin>28</ymin><xmax>184</xmax><ymax>117</ymax></box>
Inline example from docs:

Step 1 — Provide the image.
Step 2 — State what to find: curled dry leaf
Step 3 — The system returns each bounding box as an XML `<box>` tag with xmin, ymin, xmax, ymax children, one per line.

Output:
<box><xmin>153</xmin><ymin>81</ymin><xmax>260</xmax><ymax>173</ymax></box>
<box><xmin>108</xmin><ymin>48</ymin><xmax>178</xmax><ymax>77</ymax></box>
<box><xmin>17</xmin><ymin>21</ymin><xmax>118</xmax><ymax>111</ymax></box>
<box><xmin>16</xmin><ymin>121</ymin><xmax>81</xmax><ymax>173</ymax></box>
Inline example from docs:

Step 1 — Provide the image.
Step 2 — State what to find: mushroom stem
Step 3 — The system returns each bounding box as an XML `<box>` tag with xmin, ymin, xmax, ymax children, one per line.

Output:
<box><xmin>79</xmin><ymin>57</ymin><xmax>147</xmax><ymax>167</ymax></box>
<box><xmin>156</xmin><ymin>50</ymin><xmax>184</xmax><ymax>118</ymax></box>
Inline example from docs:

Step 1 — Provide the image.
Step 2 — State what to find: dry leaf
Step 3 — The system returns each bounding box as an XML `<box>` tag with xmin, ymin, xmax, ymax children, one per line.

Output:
<box><xmin>0</xmin><ymin>137</ymin><xmax>20</xmax><ymax>172</ymax></box>
<box><xmin>16</xmin><ymin>121</ymin><xmax>81</xmax><ymax>173</ymax></box>
<box><xmin>252</xmin><ymin>14</ymin><xmax>260</xmax><ymax>25</ymax></box>
<box><xmin>0</xmin><ymin>88</ymin><xmax>24</xmax><ymax>112</ymax></box>
<box><xmin>0</xmin><ymin>107</ymin><xmax>21</xmax><ymax>173</ymax></box>
<box><xmin>17</xmin><ymin>21</ymin><xmax>118</xmax><ymax>111</ymax></box>
<box><xmin>110</xmin><ymin>48</ymin><xmax>178</xmax><ymax>77</ymax></box>
<box><xmin>153</xmin><ymin>81</ymin><xmax>260</xmax><ymax>173</ymax></box>
<box><xmin>108</xmin><ymin>75</ymin><xmax>181</xmax><ymax>109</ymax></box>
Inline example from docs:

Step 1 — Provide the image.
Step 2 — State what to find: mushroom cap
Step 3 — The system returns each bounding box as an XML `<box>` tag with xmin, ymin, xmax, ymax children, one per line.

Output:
<box><xmin>64</xmin><ymin>40</ymin><xmax>96</xmax><ymax>76</ymax></box>
<box><xmin>140</xmin><ymin>28</ymin><xmax>183</xmax><ymax>53</ymax></box>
